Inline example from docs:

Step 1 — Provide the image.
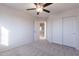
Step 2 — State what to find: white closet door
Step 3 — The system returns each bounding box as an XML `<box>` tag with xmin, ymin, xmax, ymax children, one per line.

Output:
<box><xmin>63</xmin><ymin>17</ymin><xmax>76</xmax><ymax>48</ymax></box>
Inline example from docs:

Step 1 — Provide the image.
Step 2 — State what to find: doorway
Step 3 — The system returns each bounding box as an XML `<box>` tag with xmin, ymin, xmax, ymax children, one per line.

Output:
<box><xmin>39</xmin><ymin>21</ymin><xmax>46</xmax><ymax>39</ymax></box>
<box><xmin>34</xmin><ymin>20</ymin><xmax>46</xmax><ymax>40</ymax></box>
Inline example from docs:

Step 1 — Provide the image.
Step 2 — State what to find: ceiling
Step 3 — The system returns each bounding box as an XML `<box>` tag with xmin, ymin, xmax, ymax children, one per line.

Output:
<box><xmin>3</xmin><ymin>3</ymin><xmax>79</xmax><ymax>17</ymax></box>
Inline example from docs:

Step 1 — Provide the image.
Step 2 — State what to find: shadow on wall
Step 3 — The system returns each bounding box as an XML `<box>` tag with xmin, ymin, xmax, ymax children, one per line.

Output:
<box><xmin>0</xmin><ymin>26</ymin><xmax>9</xmax><ymax>46</ymax></box>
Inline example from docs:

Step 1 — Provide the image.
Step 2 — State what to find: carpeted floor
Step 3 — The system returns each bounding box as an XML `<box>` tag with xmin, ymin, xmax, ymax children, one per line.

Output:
<box><xmin>0</xmin><ymin>40</ymin><xmax>79</xmax><ymax>56</ymax></box>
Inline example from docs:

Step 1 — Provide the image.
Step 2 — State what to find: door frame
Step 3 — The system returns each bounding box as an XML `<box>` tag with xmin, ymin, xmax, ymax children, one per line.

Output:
<box><xmin>34</xmin><ymin>20</ymin><xmax>47</xmax><ymax>40</ymax></box>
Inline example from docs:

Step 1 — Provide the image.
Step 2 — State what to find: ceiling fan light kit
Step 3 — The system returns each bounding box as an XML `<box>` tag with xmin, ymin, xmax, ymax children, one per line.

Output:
<box><xmin>36</xmin><ymin>4</ymin><xmax>43</xmax><ymax>12</ymax></box>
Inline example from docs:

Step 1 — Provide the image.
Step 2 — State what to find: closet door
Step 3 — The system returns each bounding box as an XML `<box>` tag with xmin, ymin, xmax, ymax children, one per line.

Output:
<box><xmin>63</xmin><ymin>17</ymin><xmax>76</xmax><ymax>48</ymax></box>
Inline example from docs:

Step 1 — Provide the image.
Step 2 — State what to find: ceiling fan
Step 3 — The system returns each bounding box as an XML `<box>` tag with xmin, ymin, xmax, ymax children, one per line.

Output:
<box><xmin>26</xmin><ymin>3</ymin><xmax>53</xmax><ymax>15</ymax></box>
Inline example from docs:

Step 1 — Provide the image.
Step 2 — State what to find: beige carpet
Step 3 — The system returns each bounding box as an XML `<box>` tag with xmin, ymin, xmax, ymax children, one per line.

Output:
<box><xmin>0</xmin><ymin>40</ymin><xmax>79</xmax><ymax>56</ymax></box>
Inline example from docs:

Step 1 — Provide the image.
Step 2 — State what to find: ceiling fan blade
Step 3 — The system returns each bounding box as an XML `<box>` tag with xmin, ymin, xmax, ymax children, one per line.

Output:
<box><xmin>43</xmin><ymin>3</ymin><xmax>53</xmax><ymax>8</ymax></box>
<box><xmin>34</xmin><ymin>3</ymin><xmax>37</xmax><ymax>6</ymax></box>
<box><xmin>43</xmin><ymin>9</ymin><xmax>50</xmax><ymax>13</ymax></box>
<box><xmin>26</xmin><ymin>8</ymin><xmax>36</xmax><ymax>10</ymax></box>
<box><xmin>37</xmin><ymin>12</ymin><xmax>39</xmax><ymax>15</ymax></box>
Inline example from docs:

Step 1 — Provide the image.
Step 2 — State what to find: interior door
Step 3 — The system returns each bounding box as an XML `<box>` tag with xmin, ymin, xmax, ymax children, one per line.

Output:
<box><xmin>63</xmin><ymin>16</ymin><xmax>76</xmax><ymax>48</ymax></box>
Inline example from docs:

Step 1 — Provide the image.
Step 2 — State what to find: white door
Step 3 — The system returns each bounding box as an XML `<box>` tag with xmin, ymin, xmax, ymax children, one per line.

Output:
<box><xmin>63</xmin><ymin>17</ymin><xmax>76</xmax><ymax>48</ymax></box>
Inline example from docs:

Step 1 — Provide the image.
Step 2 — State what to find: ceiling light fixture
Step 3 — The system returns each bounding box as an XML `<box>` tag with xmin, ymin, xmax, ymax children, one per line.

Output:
<box><xmin>36</xmin><ymin>4</ymin><xmax>43</xmax><ymax>12</ymax></box>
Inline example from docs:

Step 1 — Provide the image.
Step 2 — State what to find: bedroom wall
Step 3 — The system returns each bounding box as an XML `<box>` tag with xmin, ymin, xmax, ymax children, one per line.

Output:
<box><xmin>47</xmin><ymin>7</ymin><xmax>79</xmax><ymax>50</ymax></box>
<box><xmin>0</xmin><ymin>4</ymin><xmax>35</xmax><ymax>48</ymax></box>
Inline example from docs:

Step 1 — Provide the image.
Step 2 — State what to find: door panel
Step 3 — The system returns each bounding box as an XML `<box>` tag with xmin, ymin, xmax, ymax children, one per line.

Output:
<box><xmin>63</xmin><ymin>17</ymin><xmax>76</xmax><ymax>48</ymax></box>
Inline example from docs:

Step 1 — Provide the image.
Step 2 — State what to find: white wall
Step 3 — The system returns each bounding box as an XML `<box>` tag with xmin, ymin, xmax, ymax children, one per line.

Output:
<box><xmin>47</xmin><ymin>7</ymin><xmax>79</xmax><ymax>50</ymax></box>
<box><xmin>47</xmin><ymin>15</ymin><xmax>62</xmax><ymax>44</ymax></box>
<box><xmin>0</xmin><ymin>4</ymin><xmax>35</xmax><ymax>48</ymax></box>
